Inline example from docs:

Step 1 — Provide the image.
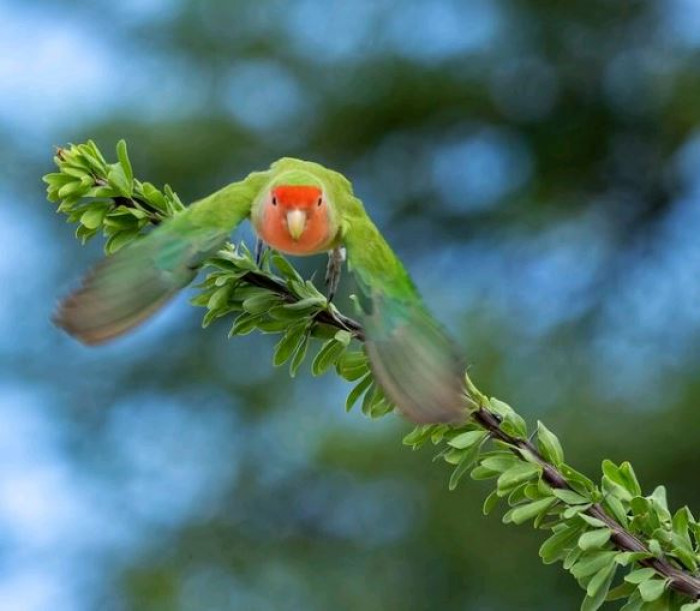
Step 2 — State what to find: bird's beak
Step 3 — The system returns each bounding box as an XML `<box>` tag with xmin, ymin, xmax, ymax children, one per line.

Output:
<box><xmin>286</xmin><ymin>209</ymin><xmax>307</xmax><ymax>241</ymax></box>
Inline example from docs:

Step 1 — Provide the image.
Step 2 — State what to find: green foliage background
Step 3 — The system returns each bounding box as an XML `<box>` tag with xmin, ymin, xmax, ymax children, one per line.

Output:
<box><xmin>4</xmin><ymin>0</ymin><xmax>700</xmax><ymax>609</ymax></box>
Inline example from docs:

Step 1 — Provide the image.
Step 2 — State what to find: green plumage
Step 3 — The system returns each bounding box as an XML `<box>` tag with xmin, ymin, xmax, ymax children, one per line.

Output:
<box><xmin>56</xmin><ymin>157</ymin><xmax>467</xmax><ymax>423</ymax></box>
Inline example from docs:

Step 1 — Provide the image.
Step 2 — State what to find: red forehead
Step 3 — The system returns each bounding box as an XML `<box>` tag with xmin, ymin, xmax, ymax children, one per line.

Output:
<box><xmin>273</xmin><ymin>185</ymin><xmax>322</xmax><ymax>208</ymax></box>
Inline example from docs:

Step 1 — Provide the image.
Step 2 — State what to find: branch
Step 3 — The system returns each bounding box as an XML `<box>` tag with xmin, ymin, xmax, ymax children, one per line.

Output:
<box><xmin>45</xmin><ymin>141</ymin><xmax>700</xmax><ymax>610</ymax></box>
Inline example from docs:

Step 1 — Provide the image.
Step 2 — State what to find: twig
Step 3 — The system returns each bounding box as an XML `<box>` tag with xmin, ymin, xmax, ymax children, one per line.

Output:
<box><xmin>473</xmin><ymin>409</ymin><xmax>700</xmax><ymax>600</ymax></box>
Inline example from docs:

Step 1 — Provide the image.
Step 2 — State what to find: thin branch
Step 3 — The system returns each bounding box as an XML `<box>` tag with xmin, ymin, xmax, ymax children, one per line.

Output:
<box><xmin>473</xmin><ymin>409</ymin><xmax>700</xmax><ymax>600</ymax></box>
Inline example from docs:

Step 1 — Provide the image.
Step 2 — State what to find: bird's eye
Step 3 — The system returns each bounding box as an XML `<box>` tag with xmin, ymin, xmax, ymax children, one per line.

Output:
<box><xmin>272</xmin><ymin>196</ymin><xmax>277</xmax><ymax>206</ymax></box>
<box><xmin>317</xmin><ymin>197</ymin><xmax>322</xmax><ymax>207</ymax></box>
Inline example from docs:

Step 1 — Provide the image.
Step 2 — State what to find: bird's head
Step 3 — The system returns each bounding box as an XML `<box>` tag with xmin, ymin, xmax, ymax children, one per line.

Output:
<box><xmin>255</xmin><ymin>174</ymin><xmax>336</xmax><ymax>255</ymax></box>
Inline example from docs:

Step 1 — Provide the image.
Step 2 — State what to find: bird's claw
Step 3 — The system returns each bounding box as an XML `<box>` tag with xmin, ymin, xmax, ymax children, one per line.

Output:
<box><xmin>325</xmin><ymin>246</ymin><xmax>346</xmax><ymax>303</ymax></box>
<box><xmin>255</xmin><ymin>238</ymin><xmax>268</xmax><ymax>266</ymax></box>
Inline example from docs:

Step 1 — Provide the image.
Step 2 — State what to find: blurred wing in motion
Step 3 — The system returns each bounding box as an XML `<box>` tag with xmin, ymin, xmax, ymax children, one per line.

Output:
<box><xmin>362</xmin><ymin>296</ymin><xmax>468</xmax><ymax>424</ymax></box>
<box><xmin>340</xmin><ymin>195</ymin><xmax>468</xmax><ymax>424</ymax></box>
<box><xmin>54</xmin><ymin>174</ymin><xmax>268</xmax><ymax>344</ymax></box>
<box><xmin>54</xmin><ymin>222</ymin><xmax>228</xmax><ymax>345</ymax></box>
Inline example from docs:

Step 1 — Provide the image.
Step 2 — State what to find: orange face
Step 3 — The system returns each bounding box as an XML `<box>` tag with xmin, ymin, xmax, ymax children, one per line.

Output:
<box><xmin>255</xmin><ymin>185</ymin><xmax>334</xmax><ymax>255</ymax></box>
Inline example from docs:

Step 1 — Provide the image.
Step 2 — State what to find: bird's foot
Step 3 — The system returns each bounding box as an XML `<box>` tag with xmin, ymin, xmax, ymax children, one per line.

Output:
<box><xmin>255</xmin><ymin>238</ymin><xmax>268</xmax><ymax>266</ymax></box>
<box><xmin>325</xmin><ymin>246</ymin><xmax>346</xmax><ymax>303</ymax></box>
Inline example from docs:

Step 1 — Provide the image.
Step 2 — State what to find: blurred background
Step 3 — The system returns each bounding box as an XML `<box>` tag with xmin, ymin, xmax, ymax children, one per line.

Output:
<box><xmin>2</xmin><ymin>0</ymin><xmax>700</xmax><ymax>609</ymax></box>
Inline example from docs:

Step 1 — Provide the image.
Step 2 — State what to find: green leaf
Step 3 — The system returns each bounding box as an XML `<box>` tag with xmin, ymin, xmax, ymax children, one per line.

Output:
<box><xmin>311</xmin><ymin>339</ymin><xmax>346</xmax><ymax>376</ymax></box>
<box><xmin>564</xmin><ymin>546</ymin><xmax>584</xmax><ymax>570</ymax></box>
<box><xmin>103</xmin><ymin>212</ymin><xmax>139</xmax><ymax>230</ymax></box>
<box><xmin>75</xmin><ymin>224</ymin><xmax>97</xmax><ymax>243</ymax></box>
<box><xmin>346</xmin><ymin>373</ymin><xmax>373</xmax><ymax>412</ymax></box>
<box><xmin>273</xmin><ymin>324</ymin><xmax>307</xmax><ymax>366</ymax></box>
<box><xmin>539</xmin><ymin>523</ymin><xmax>584</xmax><ymax>564</ymax></box>
<box><xmin>402</xmin><ymin>426</ymin><xmax>432</xmax><ymax>449</ymax></box>
<box><xmin>268</xmin><ymin>305</ymin><xmax>309</xmax><ymax>322</ymax></box>
<box><xmin>578</xmin><ymin>528</ymin><xmax>611</xmax><ymax>551</ymax></box>
<box><xmin>624</xmin><ymin>568</ymin><xmax>656</xmax><ymax>584</ymax></box>
<box><xmin>483</xmin><ymin>490</ymin><xmax>500</xmax><ymax>516</ymax></box>
<box><xmin>619</xmin><ymin>462</ymin><xmax>642</xmax><ymax>497</ymax></box>
<box><xmin>242</xmin><ymin>293</ymin><xmax>281</xmax><ymax>314</ymax></box>
<box><xmin>360</xmin><ymin>382</ymin><xmax>380</xmax><ymax>417</ymax></box>
<box><xmin>449</xmin><ymin>441</ymin><xmax>483</xmax><ymax>491</ymax></box>
<box><xmin>649</xmin><ymin>486</ymin><xmax>671</xmax><ymax>523</ymax></box>
<box><xmin>579</xmin><ymin>514</ymin><xmax>607</xmax><ymax>529</ymax></box>
<box><xmin>488</xmin><ymin>397</ymin><xmax>515</xmax><ymax>418</ymax></box>
<box><xmin>272</xmin><ymin>253</ymin><xmax>303</xmax><ymax>281</ymax></box>
<box><xmin>536</xmin><ymin>421</ymin><xmax>564</xmax><ymax>466</ymax></box>
<box><xmin>334</xmin><ymin>329</ymin><xmax>352</xmax><ymax>346</ymax></box>
<box><xmin>283</xmin><ymin>297</ymin><xmax>326</xmax><ymax>311</ymax></box>
<box><xmin>584</xmin><ymin>561</ymin><xmax>616</xmax><ymax>605</ymax></box>
<box><xmin>448</xmin><ymin>430</ymin><xmax>487</xmax><ymax>450</ymax></box>
<box><xmin>80</xmin><ymin>205</ymin><xmax>110</xmax><ymax>229</ymax></box>
<box><xmin>618</xmin><ymin>592</ymin><xmax>643</xmax><ymax>611</ymax></box>
<box><xmin>500</xmin><ymin>411</ymin><xmax>528</xmax><ymax>438</ymax></box>
<box><xmin>562</xmin><ymin>505</ymin><xmax>593</xmax><ymax>520</ymax></box>
<box><xmin>228</xmin><ymin>312</ymin><xmax>260</xmax><ymax>336</ymax></box>
<box><xmin>637</xmin><ymin>578</ymin><xmax>667</xmax><ymax>602</ymax></box>
<box><xmin>603</xmin><ymin>494</ymin><xmax>629</xmax><ymax>527</ymax></box>
<box><xmin>648</xmin><ymin>539</ymin><xmax>663</xmax><ymax>557</ymax></box>
<box><xmin>505</xmin><ymin>497</ymin><xmax>556</xmax><ymax>525</ymax></box>
<box><xmin>107</xmin><ymin>164</ymin><xmax>132</xmax><ymax>197</ymax></box>
<box><xmin>62</xmin><ymin>165</ymin><xmax>90</xmax><ymax>180</ymax></box>
<box><xmin>207</xmin><ymin>286</ymin><xmax>231</xmax><ymax>313</ymax></box>
<box><xmin>43</xmin><ymin>171</ymin><xmax>74</xmax><ymax>187</ymax></box>
<box><xmin>681</xmin><ymin>602</ymin><xmax>700</xmax><ymax>611</ymax></box>
<box><xmin>601</xmin><ymin>459</ymin><xmax>622</xmax><ymax>484</ymax></box>
<box><xmin>336</xmin><ymin>351</ymin><xmax>369</xmax><ymax>381</ymax></box>
<box><xmin>570</xmin><ymin>551</ymin><xmax>617</xmax><ymax>579</ymax></box>
<box><xmin>141</xmin><ymin>182</ymin><xmax>168</xmax><ymax>210</ymax></box>
<box><xmin>289</xmin><ymin>331</ymin><xmax>310</xmax><ymax>377</ymax></box>
<box><xmin>614</xmin><ymin>551</ymin><xmax>652</xmax><ymax>566</ymax></box>
<box><xmin>560</xmin><ymin>465</ymin><xmax>597</xmax><ymax>495</ymax></box>
<box><xmin>480</xmin><ymin>454</ymin><xmax>518</xmax><ymax>473</ymax></box>
<box><xmin>430</xmin><ymin>426</ymin><xmax>449</xmax><ymax>445</ymax></box>
<box><xmin>116</xmin><ymin>139</ymin><xmax>133</xmax><ymax>185</ymax></box>
<box><xmin>552</xmin><ymin>489</ymin><xmax>590</xmax><ymax>505</ymax></box>
<box><xmin>57</xmin><ymin>180</ymin><xmax>84</xmax><ymax>199</ymax></box>
<box><xmin>469</xmin><ymin>465</ymin><xmax>500</xmax><ymax>481</ymax></box>
<box><xmin>672</xmin><ymin>507</ymin><xmax>693</xmax><ymax>546</ymax></box>
<box><xmin>507</xmin><ymin>483</ymin><xmax>529</xmax><ymax>505</ymax></box>
<box><xmin>256</xmin><ymin>318</ymin><xmax>289</xmax><ymax>334</ymax></box>
<box><xmin>496</xmin><ymin>462</ymin><xmax>540</xmax><ymax>493</ymax></box>
<box><xmin>605</xmin><ymin>580</ymin><xmax>636</xmax><ymax>601</ymax></box>
<box><xmin>105</xmin><ymin>230</ymin><xmax>138</xmax><ymax>253</ymax></box>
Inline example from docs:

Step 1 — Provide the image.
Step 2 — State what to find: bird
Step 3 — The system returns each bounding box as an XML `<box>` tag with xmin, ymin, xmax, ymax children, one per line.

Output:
<box><xmin>55</xmin><ymin>157</ymin><xmax>468</xmax><ymax>424</ymax></box>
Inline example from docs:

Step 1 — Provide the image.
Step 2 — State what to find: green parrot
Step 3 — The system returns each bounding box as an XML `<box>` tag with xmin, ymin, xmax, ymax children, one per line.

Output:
<box><xmin>55</xmin><ymin>158</ymin><xmax>467</xmax><ymax>424</ymax></box>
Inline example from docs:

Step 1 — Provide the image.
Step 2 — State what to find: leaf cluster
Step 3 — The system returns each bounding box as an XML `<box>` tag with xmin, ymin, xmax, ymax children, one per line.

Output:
<box><xmin>44</xmin><ymin>140</ymin><xmax>185</xmax><ymax>252</ymax></box>
<box><xmin>405</xmin><ymin>402</ymin><xmax>700</xmax><ymax>610</ymax></box>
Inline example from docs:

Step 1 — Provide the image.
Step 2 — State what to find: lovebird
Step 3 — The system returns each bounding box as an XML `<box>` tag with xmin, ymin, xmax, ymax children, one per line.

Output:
<box><xmin>56</xmin><ymin>158</ymin><xmax>468</xmax><ymax>424</ymax></box>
